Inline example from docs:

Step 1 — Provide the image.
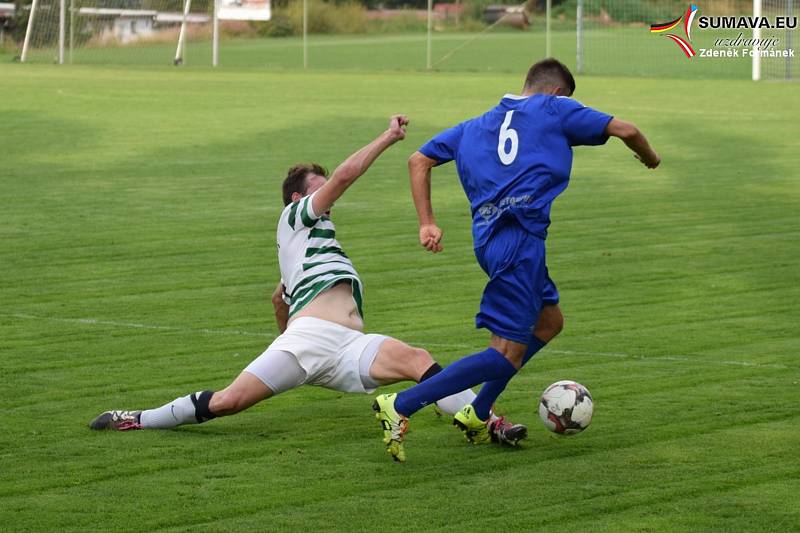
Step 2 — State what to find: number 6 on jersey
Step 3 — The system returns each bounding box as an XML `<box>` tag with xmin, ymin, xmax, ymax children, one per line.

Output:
<box><xmin>497</xmin><ymin>110</ymin><xmax>518</xmax><ymax>165</ymax></box>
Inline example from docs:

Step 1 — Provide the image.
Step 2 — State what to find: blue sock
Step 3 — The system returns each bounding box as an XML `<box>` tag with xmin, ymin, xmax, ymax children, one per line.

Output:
<box><xmin>394</xmin><ymin>348</ymin><xmax>516</xmax><ymax>417</ymax></box>
<box><xmin>471</xmin><ymin>337</ymin><xmax>547</xmax><ymax>421</ymax></box>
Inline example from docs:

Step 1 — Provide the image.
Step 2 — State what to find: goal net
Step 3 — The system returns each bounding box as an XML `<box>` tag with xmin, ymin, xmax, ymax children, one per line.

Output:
<box><xmin>19</xmin><ymin>0</ymin><xmax>213</xmax><ymax>65</ymax></box>
<box><xmin>757</xmin><ymin>0</ymin><xmax>797</xmax><ymax>80</ymax></box>
<box><xmin>576</xmin><ymin>0</ymin><xmax>780</xmax><ymax>80</ymax></box>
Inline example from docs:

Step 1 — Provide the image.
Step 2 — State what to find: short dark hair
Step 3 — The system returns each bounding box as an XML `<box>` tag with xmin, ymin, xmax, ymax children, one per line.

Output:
<box><xmin>524</xmin><ymin>58</ymin><xmax>576</xmax><ymax>96</ymax></box>
<box><xmin>282</xmin><ymin>163</ymin><xmax>327</xmax><ymax>206</ymax></box>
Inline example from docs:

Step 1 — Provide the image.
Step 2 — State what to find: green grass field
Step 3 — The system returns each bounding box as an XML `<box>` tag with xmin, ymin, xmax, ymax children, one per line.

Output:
<box><xmin>2</xmin><ymin>60</ymin><xmax>799</xmax><ymax>531</ymax></box>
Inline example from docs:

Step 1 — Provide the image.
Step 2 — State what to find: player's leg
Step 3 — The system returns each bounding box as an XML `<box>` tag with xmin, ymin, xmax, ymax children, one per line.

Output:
<box><xmin>535</xmin><ymin>271</ymin><xmax>564</xmax><ymax>341</ymax></box>
<box><xmin>374</xmin><ymin>333</ymin><xmax>524</xmax><ymax>458</ymax></box>
<box><xmin>363</xmin><ymin>336</ymin><xmax>477</xmax><ymax>415</ymax></box>
<box><xmin>89</xmin><ymin>349</ymin><xmax>306</xmax><ymax>431</ymax></box>
<box><xmin>535</xmin><ymin>303</ymin><xmax>564</xmax><ymax>340</ymax></box>
<box><xmin>449</xmin><ymin>334</ymin><xmax>529</xmax><ymax>444</ymax></box>
<box><xmin>388</xmin><ymin>224</ymin><xmax>543</xmax><ymax>419</ymax></box>
<box><xmin>139</xmin><ymin>371</ymin><xmax>275</xmax><ymax>429</ymax></box>
<box><xmin>208</xmin><ymin>372</ymin><xmax>274</xmax><ymax>416</ymax></box>
<box><xmin>468</xmin><ymin>272</ymin><xmax>563</xmax><ymax>420</ymax></box>
<box><xmin>454</xmin><ymin>266</ymin><xmax>564</xmax><ymax>445</ymax></box>
<box><xmin>363</xmin><ymin>335</ymin><xmax>483</xmax><ymax>462</ymax></box>
<box><xmin>470</xmin><ymin>303</ymin><xmax>564</xmax><ymax>422</ymax></box>
<box><xmin>88</xmin><ymin>377</ymin><xmax>270</xmax><ymax>431</ymax></box>
<box><xmin>364</xmin><ymin>337</ymin><xmax>433</xmax><ymax>384</ymax></box>
<box><xmin>373</xmin><ymin>223</ymin><xmax>541</xmax><ymax>459</ymax></box>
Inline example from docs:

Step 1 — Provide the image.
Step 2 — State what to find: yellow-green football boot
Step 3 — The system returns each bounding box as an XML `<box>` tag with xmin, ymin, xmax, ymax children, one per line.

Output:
<box><xmin>453</xmin><ymin>404</ymin><xmax>492</xmax><ymax>444</ymax></box>
<box><xmin>454</xmin><ymin>405</ymin><xmax>529</xmax><ymax>446</ymax></box>
<box><xmin>372</xmin><ymin>393</ymin><xmax>409</xmax><ymax>463</ymax></box>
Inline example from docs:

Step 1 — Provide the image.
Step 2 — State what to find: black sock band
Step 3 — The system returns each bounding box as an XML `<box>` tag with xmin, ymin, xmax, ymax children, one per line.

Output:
<box><xmin>190</xmin><ymin>390</ymin><xmax>216</xmax><ymax>423</ymax></box>
<box><xmin>420</xmin><ymin>363</ymin><xmax>443</xmax><ymax>383</ymax></box>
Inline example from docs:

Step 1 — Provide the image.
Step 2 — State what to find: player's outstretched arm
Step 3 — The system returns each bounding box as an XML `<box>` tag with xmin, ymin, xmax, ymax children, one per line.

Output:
<box><xmin>408</xmin><ymin>151</ymin><xmax>443</xmax><ymax>253</ymax></box>
<box><xmin>605</xmin><ymin>118</ymin><xmax>661</xmax><ymax>169</ymax></box>
<box><xmin>271</xmin><ymin>282</ymin><xmax>289</xmax><ymax>333</ymax></box>
<box><xmin>311</xmin><ymin>115</ymin><xmax>408</xmax><ymax>215</ymax></box>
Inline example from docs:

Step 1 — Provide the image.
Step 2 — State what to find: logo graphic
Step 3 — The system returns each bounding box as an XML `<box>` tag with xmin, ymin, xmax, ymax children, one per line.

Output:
<box><xmin>478</xmin><ymin>203</ymin><xmax>499</xmax><ymax>222</ymax></box>
<box><xmin>651</xmin><ymin>4</ymin><xmax>699</xmax><ymax>58</ymax></box>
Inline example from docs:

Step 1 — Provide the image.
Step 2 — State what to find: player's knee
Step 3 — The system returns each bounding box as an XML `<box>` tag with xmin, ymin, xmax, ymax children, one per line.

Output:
<box><xmin>550</xmin><ymin>310</ymin><xmax>564</xmax><ymax>336</ymax></box>
<box><xmin>209</xmin><ymin>388</ymin><xmax>248</xmax><ymax>415</ymax></box>
<box><xmin>535</xmin><ymin>306</ymin><xmax>564</xmax><ymax>341</ymax></box>
<box><xmin>408</xmin><ymin>347</ymin><xmax>435</xmax><ymax>377</ymax></box>
<box><xmin>412</xmin><ymin>347</ymin><xmax>434</xmax><ymax>366</ymax></box>
<box><xmin>415</xmin><ymin>347</ymin><xmax>433</xmax><ymax>361</ymax></box>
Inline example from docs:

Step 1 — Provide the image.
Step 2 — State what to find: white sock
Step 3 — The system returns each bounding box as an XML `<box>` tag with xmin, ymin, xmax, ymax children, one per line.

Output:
<box><xmin>435</xmin><ymin>389</ymin><xmax>477</xmax><ymax>416</ymax></box>
<box><xmin>139</xmin><ymin>393</ymin><xmax>200</xmax><ymax>429</ymax></box>
<box><xmin>434</xmin><ymin>389</ymin><xmax>499</xmax><ymax>422</ymax></box>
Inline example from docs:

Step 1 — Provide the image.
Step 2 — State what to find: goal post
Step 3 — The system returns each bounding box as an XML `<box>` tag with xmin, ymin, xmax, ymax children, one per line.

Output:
<box><xmin>211</xmin><ymin>0</ymin><xmax>217</xmax><ymax>66</ymax></box>
<box><xmin>576</xmin><ymin>0</ymin><xmax>583</xmax><ymax>73</ymax></box>
<box><xmin>173</xmin><ymin>0</ymin><xmax>190</xmax><ymax>65</ymax></box>
<box><xmin>20</xmin><ymin>0</ymin><xmax>39</xmax><ymax>61</ymax></box>
<box><xmin>58</xmin><ymin>0</ymin><xmax>65</xmax><ymax>62</ymax></box>
<box><xmin>753</xmin><ymin>0</ymin><xmax>762</xmax><ymax>79</ymax></box>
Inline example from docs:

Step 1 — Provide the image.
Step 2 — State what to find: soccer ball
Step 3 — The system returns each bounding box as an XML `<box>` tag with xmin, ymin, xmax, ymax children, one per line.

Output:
<box><xmin>538</xmin><ymin>380</ymin><xmax>593</xmax><ymax>434</ymax></box>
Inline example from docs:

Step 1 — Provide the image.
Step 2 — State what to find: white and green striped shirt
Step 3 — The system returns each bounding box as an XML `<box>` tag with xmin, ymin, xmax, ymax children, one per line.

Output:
<box><xmin>277</xmin><ymin>192</ymin><xmax>363</xmax><ymax>318</ymax></box>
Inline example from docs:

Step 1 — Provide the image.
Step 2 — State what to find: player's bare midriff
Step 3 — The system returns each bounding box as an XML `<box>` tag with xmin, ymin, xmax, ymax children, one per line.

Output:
<box><xmin>290</xmin><ymin>280</ymin><xmax>364</xmax><ymax>331</ymax></box>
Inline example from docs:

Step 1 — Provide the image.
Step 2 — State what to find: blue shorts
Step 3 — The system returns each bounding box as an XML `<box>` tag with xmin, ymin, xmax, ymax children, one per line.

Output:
<box><xmin>474</xmin><ymin>220</ymin><xmax>559</xmax><ymax>345</ymax></box>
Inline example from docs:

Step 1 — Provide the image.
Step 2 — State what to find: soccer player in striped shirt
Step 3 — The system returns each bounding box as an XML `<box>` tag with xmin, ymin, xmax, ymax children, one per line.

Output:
<box><xmin>373</xmin><ymin>59</ymin><xmax>660</xmax><ymax>461</ymax></box>
<box><xmin>89</xmin><ymin>115</ymin><xmax>524</xmax><ymax>454</ymax></box>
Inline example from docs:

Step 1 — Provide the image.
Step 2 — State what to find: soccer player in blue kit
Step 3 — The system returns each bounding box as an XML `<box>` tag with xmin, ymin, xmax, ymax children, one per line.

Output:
<box><xmin>373</xmin><ymin>59</ymin><xmax>660</xmax><ymax>462</ymax></box>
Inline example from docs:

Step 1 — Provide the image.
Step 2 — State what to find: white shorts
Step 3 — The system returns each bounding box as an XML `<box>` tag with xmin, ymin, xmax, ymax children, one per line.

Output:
<box><xmin>244</xmin><ymin>317</ymin><xmax>387</xmax><ymax>394</ymax></box>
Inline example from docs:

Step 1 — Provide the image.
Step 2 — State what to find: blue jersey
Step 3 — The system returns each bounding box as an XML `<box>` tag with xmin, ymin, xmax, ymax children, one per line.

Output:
<box><xmin>419</xmin><ymin>94</ymin><xmax>613</xmax><ymax>248</ymax></box>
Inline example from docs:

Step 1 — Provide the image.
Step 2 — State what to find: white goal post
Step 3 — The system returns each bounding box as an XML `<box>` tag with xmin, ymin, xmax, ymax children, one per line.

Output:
<box><xmin>20</xmin><ymin>0</ymin><xmax>40</xmax><ymax>62</ymax></box>
<box><xmin>753</xmin><ymin>0</ymin><xmax>763</xmax><ymax>79</ymax></box>
<box><xmin>173</xmin><ymin>0</ymin><xmax>190</xmax><ymax>65</ymax></box>
<box><xmin>18</xmin><ymin>0</ymin><xmax>266</xmax><ymax>66</ymax></box>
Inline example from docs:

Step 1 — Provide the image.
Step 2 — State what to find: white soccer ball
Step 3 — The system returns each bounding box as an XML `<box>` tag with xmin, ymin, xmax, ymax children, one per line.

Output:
<box><xmin>538</xmin><ymin>380</ymin><xmax>593</xmax><ymax>434</ymax></box>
